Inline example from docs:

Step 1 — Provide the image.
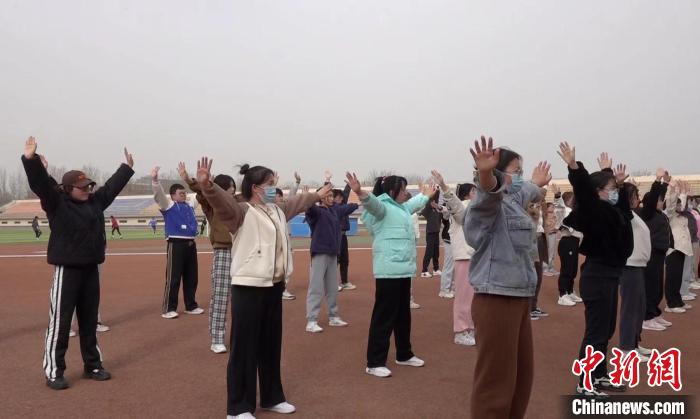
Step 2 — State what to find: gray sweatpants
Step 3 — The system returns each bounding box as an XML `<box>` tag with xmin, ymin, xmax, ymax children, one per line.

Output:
<box><xmin>619</xmin><ymin>266</ymin><xmax>645</xmax><ymax>350</ymax></box>
<box><xmin>440</xmin><ymin>242</ymin><xmax>454</xmax><ymax>293</ymax></box>
<box><xmin>306</xmin><ymin>254</ymin><xmax>339</xmax><ymax>322</ymax></box>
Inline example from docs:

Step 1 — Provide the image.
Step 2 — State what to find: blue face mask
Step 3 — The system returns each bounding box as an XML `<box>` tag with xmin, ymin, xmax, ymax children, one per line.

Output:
<box><xmin>607</xmin><ymin>190</ymin><xmax>619</xmax><ymax>205</ymax></box>
<box><xmin>507</xmin><ymin>173</ymin><xmax>525</xmax><ymax>193</ymax></box>
<box><xmin>262</xmin><ymin>186</ymin><xmax>277</xmax><ymax>204</ymax></box>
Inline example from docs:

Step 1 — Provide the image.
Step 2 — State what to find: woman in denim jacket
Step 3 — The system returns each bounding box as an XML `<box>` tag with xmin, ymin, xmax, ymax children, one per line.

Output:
<box><xmin>465</xmin><ymin>136</ymin><xmax>551</xmax><ymax>419</ymax></box>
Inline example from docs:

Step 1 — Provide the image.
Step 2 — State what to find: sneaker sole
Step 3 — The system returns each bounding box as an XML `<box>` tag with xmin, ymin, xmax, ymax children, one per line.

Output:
<box><xmin>328</xmin><ymin>323</ymin><xmax>348</xmax><ymax>327</ymax></box>
<box><xmin>46</xmin><ymin>380</ymin><xmax>69</xmax><ymax>390</ymax></box>
<box><xmin>365</xmin><ymin>368</ymin><xmax>392</xmax><ymax>378</ymax></box>
<box><xmin>395</xmin><ymin>361</ymin><xmax>425</xmax><ymax>367</ymax></box>
<box><xmin>82</xmin><ymin>373</ymin><xmax>111</xmax><ymax>381</ymax></box>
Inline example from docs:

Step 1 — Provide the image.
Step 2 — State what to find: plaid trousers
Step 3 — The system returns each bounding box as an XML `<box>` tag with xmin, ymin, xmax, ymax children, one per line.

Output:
<box><xmin>209</xmin><ymin>248</ymin><xmax>232</xmax><ymax>345</ymax></box>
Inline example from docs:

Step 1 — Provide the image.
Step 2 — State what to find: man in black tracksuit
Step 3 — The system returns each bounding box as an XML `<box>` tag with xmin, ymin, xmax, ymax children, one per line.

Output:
<box><xmin>22</xmin><ymin>137</ymin><xmax>135</xmax><ymax>390</ymax></box>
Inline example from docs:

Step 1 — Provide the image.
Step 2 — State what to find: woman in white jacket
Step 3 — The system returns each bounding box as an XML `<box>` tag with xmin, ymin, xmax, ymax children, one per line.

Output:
<box><xmin>664</xmin><ymin>180</ymin><xmax>694</xmax><ymax>313</ymax></box>
<box><xmin>432</xmin><ymin>171</ymin><xmax>477</xmax><ymax>346</ymax></box>
<box><xmin>198</xmin><ymin>158</ymin><xmax>332</xmax><ymax>419</ymax></box>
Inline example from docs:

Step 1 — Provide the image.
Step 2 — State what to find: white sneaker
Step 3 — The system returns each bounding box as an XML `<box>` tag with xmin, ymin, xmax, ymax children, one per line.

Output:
<box><xmin>228</xmin><ymin>413</ymin><xmax>256</xmax><ymax>419</ymax></box>
<box><xmin>328</xmin><ymin>317</ymin><xmax>348</xmax><ymax>327</ymax></box>
<box><xmin>262</xmin><ymin>402</ymin><xmax>296</xmax><ymax>414</ymax></box>
<box><xmin>438</xmin><ymin>291</ymin><xmax>455</xmax><ymax>299</ymax></box>
<box><xmin>576</xmin><ymin>385</ymin><xmax>608</xmax><ymax>398</ymax></box>
<box><xmin>568</xmin><ymin>293</ymin><xmax>583</xmax><ymax>303</ymax></box>
<box><xmin>638</xmin><ymin>353</ymin><xmax>650</xmax><ymax>363</ymax></box>
<box><xmin>69</xmin><ymin>329</ymin><xmax>77</xmax><ymax>337</ymax></box>
<box><xmin>338</xmin><ymin>285</ymin><xmax>343</xmax><ymax>292</ymax></box>
<box><xmin>642</xmin><ymin>320</ymin><xmax>665</xmax><ymax>331</ymax></box>
<box><xmin>549</xmin><ymin>269</ymin><xmax>560</xmax><ymax>276</ymax></box>
<box><xmin>689</xmin><ymin>281</ymin><xmax>700</xmax><ymax>290</ymax></box>
<box><xmin>681</xmin><ymin>294</ymin><xmax>696</xmax><ymax>301</ymax></box>
<box><xmin>161</xmin><ymin>311</ymin><xmax>179</xmax><ymax>319</ymax></box>
<box><xmin>410</xmin><ymin>300</ymin><xmax>421</xmax><ymax>309</ymax></box>
<box><xmin>282</xmin><ymin>290</ymin><xmax>296</xmax><ymax>300</ymax></box>
<box><xmin>341</xmin><ymin>283</ymin><xmax>357</xmax><ymax>290</ymax></box>
<box><xmin>688</xmin><ymin>291</ymin><xmax>698</xmax><ymax>297</ymax></box>
<box><xmin>395</xmin><ymin>356</ymin><xmax>425</xmax><ymax>367</ymax></box>
<box><xmin>96</xmin><ymin>323</ymin><xmax>110</xmax><ymax>333</ymax></box>
<box><xmin>543</xmin><ymin>270</ymin><xmax>555</xmax><ymax>277</ymax></box>
<box><xmin>654</xmin><ymin>316</ymin><xmax>672</xmax><ymax>327</ymax></box>
<box><xmin>682</xmin><ymin>303</ymin><xmax>693</xmax><ymax>310</ymax></box>
<box><xmin>454</xmin><ymin>330</ymin><xmax>476</xmax><ymax>346</ymax></box>
<box><xmin>366</xmin><ymin>367</ymin><xmax>392</xmax><ymax>378</ymax></box>
<box><xmin>305</xmin><ymin>321</ymin><xmax>323</xmax><ymax>333</ymax></box>
<box><xmin>185</xmin><ymin>307</ymin><xmax>204</xmax><ymax>315</ymax></box>
<box><xmin>636</xmin><ymin>346</ymin><xmax>653</xmax><ymax>356</ymax></box>
<box><xmin>420</xmin><ymin>272</ymin><xmax>432</xmax><ymax>278</ymax></box>
<box><xmin>432</xmin><ymin>270</ymin><xmax>442</xmax><ymax>276</ymax></box>
<box><xmin>558</xmin><ymin>295</ymin><xmax>576</xmax><ymax>306</ymax></box>
<box><xmin>664</xmin><ymin>307</ymin><xmax>686</xmax><ymax>314</ymax></box>
<box><xmin>211</xmin><ymin>344</ymin><xmax>227</xmax><ymax>354</ymax></box>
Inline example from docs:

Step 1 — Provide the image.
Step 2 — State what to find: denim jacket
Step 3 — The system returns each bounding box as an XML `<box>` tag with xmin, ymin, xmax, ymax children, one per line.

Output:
<box><xmin>465</xmin><ymin>172</ymin><xmax>542</xmax><ymax>297</ymax></box>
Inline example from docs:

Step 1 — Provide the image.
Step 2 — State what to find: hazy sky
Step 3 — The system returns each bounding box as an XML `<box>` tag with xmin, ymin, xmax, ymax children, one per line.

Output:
<box><xmin>1</xmin><ymin>0</ymin><xmax>699</xmax><ymax>184</ymax></box>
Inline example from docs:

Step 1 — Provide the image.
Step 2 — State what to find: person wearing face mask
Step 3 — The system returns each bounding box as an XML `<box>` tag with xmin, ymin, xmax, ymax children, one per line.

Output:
<box><xmin>152</xmin><ymin>165</ymin><xmax>202</xmax><ymax>320</ymax></box>
<box><xmin>303</xmin><ymin>183</ymin><xmax>358</xmax><ymax>333</ymax></box>
<box><xmin>181</xmin><ymin>163</ymin><xmax>238</xmax><ymax>354</ymax></box>
<box><xmin>345</xmin><ymin>172</ymin><xmax>436</xmax><ymax>378</ymax></box>
<box><xmin>21</xmin><ymin>136</ymin><xmax>135</xmax><ymax>390</ymax></box>
<box><xmin>664</xmin><ymin>180</ymin><xmax>694</xmax><ymax>313</ymax></box>
<box><xmin>465</xmin><ymin>136</ymin><xmax>551</xmax><ymax>419</ymax></box>
<box><xmin>679</xmin><ymin>194</ymin><xmax>698</xmax><ymax>301</ymax></box>
<box><xmin>198</xmin><ymin>159</ymin><xmax>331</xmax><ymax>419</ymax></box>
<box><xmin>557</xmin><ymin>145</ymin><xmax>634</xmax><ymax>397</ymax></box>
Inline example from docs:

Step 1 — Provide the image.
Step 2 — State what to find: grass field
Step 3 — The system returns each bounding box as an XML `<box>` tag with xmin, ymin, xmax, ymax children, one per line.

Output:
<box><xmin>0</xmin><ymin>226</ymin><xmax>380</xmax><ymax>246</ymax></box>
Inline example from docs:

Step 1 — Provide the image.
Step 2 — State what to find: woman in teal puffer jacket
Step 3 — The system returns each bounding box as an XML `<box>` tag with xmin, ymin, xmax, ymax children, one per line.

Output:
<box><xmin>345</xmin><ymin>172</ymin><xmax>437</xmax><ymax>378</ymax></box>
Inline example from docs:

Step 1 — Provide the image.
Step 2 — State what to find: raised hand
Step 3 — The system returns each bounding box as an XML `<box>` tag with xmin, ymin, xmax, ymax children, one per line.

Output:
<box><xmin>597</xmin><ymin>152</ymin><xmax>613</xmax><ymax>170</ymax></box>
<box><xmin>324</xmin><ymin>170</ymin><xmax>333</xmax><ymax>183</ymax></box>
<box><xmin>421</xmin><ymin>183</ymin><xmax>438</xmax><ymax>198</ymax></box>
<box><xmin>294</xmin><ymin>171</ymin><xmax>301</xmax><ymax>184</ymax></box>
<box><xmin>124</xmin><ymin>148</ymin><xmax>134</xmax><ymax>168</ymax></box>
<box><xmin>548</xmin><ymin>183</ymin><xmax>560</xmax><ymax>195</ymax></box>
<box><xmin>469</xmin><ymin>135</ymin><xmax>500</xmax><ymax>172</ymax></box>
<box><xmin>656</xmin><ymin>168</ymin><xmax>666</xmax><ymax>181</ymax></box>
<box><xmin>345</xmin><ymin>172</ymin><xmax>363</xmax><ymax>195</ymax></box>
<box><xmin>431</xmin><ymin>170</ymin><xmax>448</xmax><ymax>191</ymax></box>
<box><xmin>302</xmin><ymin>185</ymin><xmax>310</xmax><ymax>193</ymax></box>
<box><xmin>273</xmin><ymin>171</ymin><xmax>279</xmax><ymax>186</ymax></box>
<box><xmin>531</xmin><ymin>161</ymin><xmax>552</xmax><ymax>188</ymax></box>
<box><xmin>613</xmin><ymin>163</ymin><xmax>628</xmax><ymax>184</ymax></box>
<box><xmin>151</xmin><ymin>166</ymin><xmax>160</xmax><ymax>182</ymax></box>
<box><xmin>556</xmin><ymin>141</ymin><xmax>578</xmax><ymax>169</ymax></box>
<box><xmin>24</xmin><ymin>136</ymin><xmax>37</xmax><ymax>159</ymax></box>
<box><xmin>177</xmin><ymin>162</ymin><xmax>189</xmax><ymax>182</ymax></box>
<box><xmin>317</xmin><ymin>182</ymin><xmax>333</xmax><ymax>199</ymax></box>
<box><xmin>196</xmin><ymin>157</ymin><xmax>213</xmax><ymax>185</ymax></box>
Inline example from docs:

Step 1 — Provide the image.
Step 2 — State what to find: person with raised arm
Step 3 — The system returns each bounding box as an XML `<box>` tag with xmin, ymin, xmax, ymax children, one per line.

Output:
<box><xmin>22</xmin><ymin>137</ymin><xmax>134</xmax><ymax>390</ymax></box>
<box><xmin>556</xmin><ymin>144</ymin><xmax>634</xmax><ymax>397</ymax></box>
<box><xmin>465</xmin><ymin>136</ymin><xmax>550</xmax><ymax>419</ymax></box>
<box><xmin>346</xmin><ymin>171</ymin><xmax>435</xmax><ymax>378</ymax></box>
<box><xmin>197</xmin><ymin>157</ymin><xmax>332</xmax><ymax>419</ymax></box>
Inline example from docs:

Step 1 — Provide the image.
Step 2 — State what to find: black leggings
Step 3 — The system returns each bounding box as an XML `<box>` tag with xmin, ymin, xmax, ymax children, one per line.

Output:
<box><xmin>422</xmin><ymin>232</ymin><xmax>440</xmax><ymax>272</ymax></box>
<box><xmin>664</xmin><ymin>250</ymin><xmax>685</xmax><ymax>308</ymax></box>
<box><xmin>367</xmin><ymin>278</ymin><xmax>414</xmax><ymax>368</ymax></box>
<box><xmin>558</xmin><ymin>236</ymin><xmax>580</xmax><ymax>296</ymax></box>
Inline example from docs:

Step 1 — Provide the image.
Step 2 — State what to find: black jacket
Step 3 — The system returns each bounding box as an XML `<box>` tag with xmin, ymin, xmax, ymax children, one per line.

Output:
<box><xmin>640</xmin><ymin>181</ymin><xmax>672</xmax><ymax>251</ymax></box>
<box><xmin>421</xmin><ymin>203</ymin><xmax>443</xmax><ymax>234</ymax></box>
<box><xmin>22</xmin><ymin>154</ymin><xmax>134</xmax><ymax>266</ymax></box>
<box><xmin>562</xmin><ymin>163</ymin><xmax>633</xmax><ymax>271</ymax></box>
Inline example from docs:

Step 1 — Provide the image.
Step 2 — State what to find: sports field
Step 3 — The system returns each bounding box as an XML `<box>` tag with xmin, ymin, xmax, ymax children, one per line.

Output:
<box><xmin>0</xmin><ymin>236</ymin><xmax>696</xmax><ymax>418</ymax></box>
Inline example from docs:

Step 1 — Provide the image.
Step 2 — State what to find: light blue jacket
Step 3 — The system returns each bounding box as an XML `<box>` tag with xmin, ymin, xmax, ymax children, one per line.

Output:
<box><xmin>361</xmin><ymin>192</ymin><xmax>429</xmax><ymax>279</ymax></box>
<box><xmin>465</xmin><ymin>172</ymin><xmax>542</xmax><ymax>297</ymax></box>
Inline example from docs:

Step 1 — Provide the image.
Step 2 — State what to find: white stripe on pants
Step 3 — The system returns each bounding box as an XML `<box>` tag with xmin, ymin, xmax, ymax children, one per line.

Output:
<box><xmin>306</xmin><ymin>254</ymin><xmax>339</xmax><ymax>322</ymax></box>
<box><xmin>43</xmin><ymin>266</ymin><xmax>63</xmax><ymax>380</ymax></box>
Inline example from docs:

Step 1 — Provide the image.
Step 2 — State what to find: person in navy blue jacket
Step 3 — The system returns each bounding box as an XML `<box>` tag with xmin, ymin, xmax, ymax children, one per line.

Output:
<box><xmin>334</xmin><ymin>184</ymin><xmax>357</xmax><ymax>290</ymax></box>
<box><xmin>152</xmin><ymin>165</ymin><xmax>202</xmax><ymax>319</ymax></box>
<box><xmin>304</xmin><ymin>184</ymin><xmax>359</xmax><ymax>333</ymax></box>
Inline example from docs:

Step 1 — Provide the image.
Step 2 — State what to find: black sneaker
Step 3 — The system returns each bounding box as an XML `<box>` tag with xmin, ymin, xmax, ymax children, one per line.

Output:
<box><xmin>532</xmin><ymin>308</ymin><xmax>549</xmax><ymax>317</ymax></box>
<box><xmin>83</xmin><ymin>368</ymin><xmax>111</xmax><ymax>381</ymax></box>
<box><xmin>46</xmin><ymin>376</ymin><xmax>69</xmax><ymax>390</ymax></box>
<box><xmin>576</xmin><ymin>384</ymin><xmax>609</xmax><ymax>399</ymax></box>
<box><xmin>594</xmin><ymin>376</ymin><xmax>626</xmax><ymax>392</ymax></box>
